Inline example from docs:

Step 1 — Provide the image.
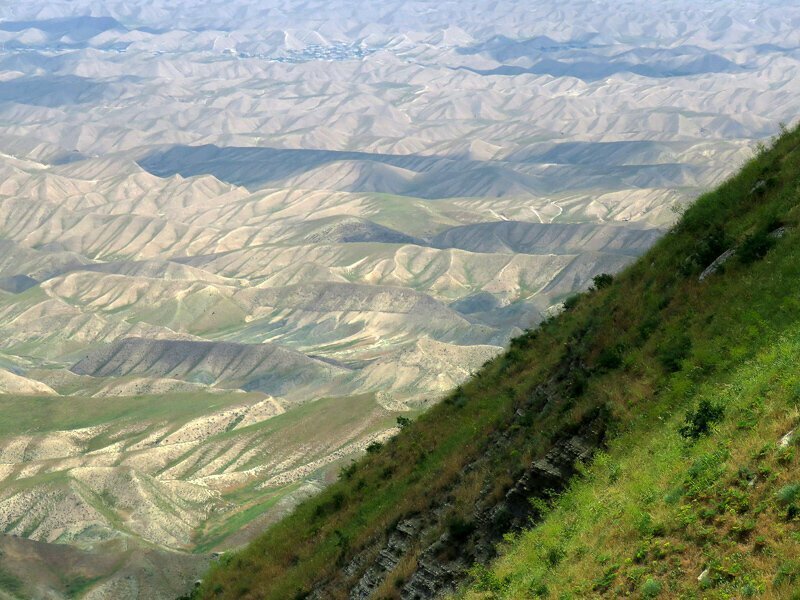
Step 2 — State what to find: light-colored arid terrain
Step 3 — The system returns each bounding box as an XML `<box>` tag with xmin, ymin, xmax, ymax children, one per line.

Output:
<box><xmin>0</xmin><ymin>0</ymin><xmax>798</xmax><ymax>597</ymax></box>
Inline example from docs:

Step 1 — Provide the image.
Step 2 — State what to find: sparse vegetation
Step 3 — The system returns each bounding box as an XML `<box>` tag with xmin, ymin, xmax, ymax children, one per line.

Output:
<box><xmin>0</xmin><ymin>565</ymin><xmax>22</xmax><ymax>594</ymax></box>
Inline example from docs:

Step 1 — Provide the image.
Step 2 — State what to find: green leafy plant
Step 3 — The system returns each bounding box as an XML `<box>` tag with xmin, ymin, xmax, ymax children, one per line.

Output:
<box><xmin>678</xmin><ymin>400</ymin><xmax>725</xmax><ymax>440</ymax></box>
<box><xmin>641</xmin><ymin>578</ymin><xmax>662</xmax><ymax>598</ymax></box>
<box><xmin>776</xmin><ymin>483</ymin><xmax>800</xmax><ymax>505</ymax></box>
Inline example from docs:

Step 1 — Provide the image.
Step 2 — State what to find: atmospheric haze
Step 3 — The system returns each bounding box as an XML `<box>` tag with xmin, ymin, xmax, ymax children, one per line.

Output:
<box><xmin>0</xmin><ymin>0</ymin><xmax>798</xmax><ymax>598</ymax></box>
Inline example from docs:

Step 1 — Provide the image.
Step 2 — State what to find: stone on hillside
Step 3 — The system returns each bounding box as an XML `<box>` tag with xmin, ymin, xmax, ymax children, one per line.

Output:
<box><xmin>698</xmin><ymin>249</ymin><xmax>735</xmax><ymax>282</ymax></box>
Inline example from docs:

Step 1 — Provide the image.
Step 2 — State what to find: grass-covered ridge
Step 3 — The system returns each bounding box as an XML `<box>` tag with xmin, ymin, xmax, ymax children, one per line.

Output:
<box><xmin>196</xmin><ymin>123</ymin><xmax>800</xmax><ymax>599</ymax></box>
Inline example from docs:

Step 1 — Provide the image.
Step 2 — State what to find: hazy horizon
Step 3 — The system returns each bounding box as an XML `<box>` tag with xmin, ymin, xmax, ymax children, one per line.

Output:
<box><xmin>0</xmin><ymin>1</ymin><xmax>798</xmax><ymax>598</ymax></box>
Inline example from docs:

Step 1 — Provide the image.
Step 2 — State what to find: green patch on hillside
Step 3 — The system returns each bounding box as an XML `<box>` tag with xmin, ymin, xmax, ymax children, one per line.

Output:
<box><xmin>0</xmin><ymin>565</ymin><xmax>23</xmax><ymax>594</ymax></box>
<box><xmin>194</xmin><ymin>484</ymin><xmax>302</xmax><ymax>554</ymax></box>
<box><xmin>0</xmin><ymin>391</ymin><xmax>265</xmax><ymax>440</ymax></box>
<box><xmin>362</xmin><ymin>193</ymin><xmax>460</xmax><ymax>237</ymax></box>
<box><xmin>196</xmin><ymin>124</ymin><xmax>800</xmax><ymax>600</ymax></box>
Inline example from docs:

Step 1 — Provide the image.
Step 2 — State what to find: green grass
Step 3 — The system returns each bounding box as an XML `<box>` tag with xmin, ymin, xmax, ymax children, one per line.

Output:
<box><xmin>0</xmin><ymin>565</ymin><xmax>23</xmax><ymax>594</ymax></box>
<box><xmin>63</xmin><ymin>575</ymin><xmax>102</xmax><ymax>599</ymax></box>
<box><xmin>196</xmin><ymin>125</ymin><xmax>800</xmax><ymax>600</ymax></box>
<box><xmin>460</xmin><ymin>325</ymin><xmax>800</xmax><ymax>599</ymax></box>
<box><xmin>0</xmin><ymin>387</ymin><xmax>398</xmax><ymax>555</ymax></box>
<box><xmin>0</xmin><ymin>391</ymin><xmax>264</xmax><ymax>440</ymax></box>
<box><xmin>193</xmin><ymin>484</ymin><xmax>301</xmax><ymax>554</ymax></box>
<box><xmin>361</xmin><ymin>193</ymin><xmax>461</xmax><ymax>237</ymax></box>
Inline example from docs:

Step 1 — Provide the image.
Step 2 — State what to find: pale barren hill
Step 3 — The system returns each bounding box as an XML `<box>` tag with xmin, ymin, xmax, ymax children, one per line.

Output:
<box><xmin>0</xmin><ymin>294</ymin><xmax>195</xmax><ymax>360</ymax></box>
<box><xmin>0</xmin><ymin>367</ymin><xmax>57</xmax><ymax>395</ymax></box>
<box><xmin>0</xmin><ymin>534</ymin><xmax>207</xmax><ymax>600</ymax></box>
<box><xmin>178</xmin><ymin>242</ymin><xmax>581</xmax><ymax>305</ymax></box>
<box><xmin>0</xmin><ymin>239</ymin><xmax>91</xmax><ymax>281</ymax></box>
<box><xmin>87</xmin><ymin>376</ymin><xmax>222</xmax><ymax>398</ymax></box>
<box><xmin>141</xmin><ymin>144</ymin><xmax>710</xmax><ymax>200</ymax></box>
<box><xmin>350</xmin><ymin>337</ymin><xmax>502</xmax><ymax>401</ymax></box>
<box><xmin>0</xmin><ymin>389</ymin><xmax>395</xmax><ymax>586</ymax></box>
<box><xmin>234</xmin><ymin>281</ymin><xmax>501</xmax><ymax>348</ymax></box>
<box><xmin>432</xmin><ymin>220</ymin><xmax>663</xmax><ymax>255</ymax></box>
<box><xmin>277</xmin><ymin>159</ymin><xmax>422</xmax><ymax>196</ymax></box>
<box><xmin>79</xmin><ymin>258</ymin><xmax>241</xmax><ymax>286</ymax></box>
<box><xmin>281</xmin><ymin>215</ymin><xmax>424</xmax><ymax>246</ymax></box>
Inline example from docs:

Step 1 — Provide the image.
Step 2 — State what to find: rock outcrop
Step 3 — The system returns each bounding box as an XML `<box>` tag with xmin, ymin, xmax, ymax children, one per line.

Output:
<box><xmin>320</xmin><ymin>406</ymin><xmax>609</xmax><ymax>600</ymax></box>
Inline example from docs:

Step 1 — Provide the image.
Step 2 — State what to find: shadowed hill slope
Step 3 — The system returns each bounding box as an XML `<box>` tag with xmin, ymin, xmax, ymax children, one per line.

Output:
<box><xmin>194</xmin><ymin>123</ymin><xmax>800</xmax><ymax>600</ymax></box>
<box><xmin>71</xmin><ymin>337</ymin><xmax>350</xmax><ymax>397</ymax></box>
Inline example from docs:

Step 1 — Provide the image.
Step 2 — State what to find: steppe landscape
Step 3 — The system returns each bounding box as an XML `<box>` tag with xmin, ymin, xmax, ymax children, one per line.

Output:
<box><xmin>0</xmin><ymin>0</ymin><xmax>798</xmax><ymax>597</ymax></box>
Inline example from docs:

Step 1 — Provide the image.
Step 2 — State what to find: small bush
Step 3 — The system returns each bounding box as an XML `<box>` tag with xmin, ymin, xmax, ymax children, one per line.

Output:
<box><xmin>596</xmin><ymin>345</ymin><xmax>624</xmax><ymax>371</ymax></box>
<box><xmin>592</xmin><ymin>273</ymin><xmax>614</xmax><ymax>289</ymax></box>
<box><xmin>315</xmin><ymin>491</ymin><xmax>348</xmax><ymax>519</ymax></box>
<box><xmin>332</xmin><ymin>529</ymin><xmax>349</xmax><ymax>552</ymax></box>
<box><xmin>776</xmin><ymin>483</ymin><xmax>800</xmax><ymax>506</ymax></box>
<box><xmin>528</xmin><ymin>580</ymin><xmax>549</xmax><ymax>597</ymax></box>
<box><xmin>641</xmin><ymin>578</ymin><xmax>662</xmax><ymax>598</ymax></box>
<box><xmin>777</xmin><ymin>446</ymin><xmax>795</xmax><ymax>465</ymax></box>
<box><xmin>721</xmin><ymin>487</ymin><xmax>751</xmax><ymax>514</ymax></box>
<box><xmin>446</xmin><ymin>515</ymin><xmax>476</xmax><ymax>543</ymax></box>
<box><xmin>396</xmin><ymin>416</ymin><xmax>411</xmax><ymax>429</ymax></box>
<box><xmin>679</xmin><ymin>400</ymin><xmax>725</xmax><ymax>440</ymax></box>
<box><xmin>563</xmin><ymin>294</ymin><xmax>581</xmax><ymax>311</ymax></box>
<box><xmin>638</xmin><ymin>315</ymin><xmax>660</xmax><ymax>343</ymax></box>
<box><xmin>592</xmin><ymin>564</ymin><xmax>619</xmax><ymax>592</ymax></box>
<box><xmin>365</xmin><ymin>441</ymin><xmax>383</xmax><ymax>454</ymax></box>
<box><xmin>565</xmin><ymin>367</ymin><xmax>590</xmax><ymax>398</ymax></box>
<box><xmin>738</xmin><ymin>230</ymin><xmax>775</xmax><ymax>264</ymax></box>
<box><xmin>681</xmin><ymin>225</ymin><xmax>730</xmax><ymax>275</ymax></box>
<box><xmin>545</xmin><ymin>546</ymin><xmax>566</xmax><ymax>567</ymax></box>
<box><xmin>444</xmin><ymin>392</ymin><xmax>467</xmax><ymax>408</ymax></box>
<box><xmin>741</xmin><ymin>581</ymin><xmax>761</xmax><ymax>597</ymax></box>
<box><xmin>339</xmin><ymin>462</ymin><xmax>357</xmax><ymax>479</ymax></box>
<box><xmin>730</xmin><ymin>518</ymin><xmax>756</xmax><ymax>541</ymax></box>
<box><xmin>469</xmin><ymin>565</ymin><xmax>509</xmax><ymax>593</ymax></box>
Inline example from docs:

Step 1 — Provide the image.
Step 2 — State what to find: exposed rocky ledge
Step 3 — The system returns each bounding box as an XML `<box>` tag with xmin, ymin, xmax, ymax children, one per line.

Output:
<box><xmin>311</xmin><ymin>405</ymin><xmax>609</xmax><ymax>600</ymax></box>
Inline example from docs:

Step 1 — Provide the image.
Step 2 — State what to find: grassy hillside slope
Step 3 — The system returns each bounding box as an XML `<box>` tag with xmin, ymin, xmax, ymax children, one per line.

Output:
<box><xmin>195</xmin><ymin>123</ymin><xmax>800</xmax><ymax>600</ymax></box>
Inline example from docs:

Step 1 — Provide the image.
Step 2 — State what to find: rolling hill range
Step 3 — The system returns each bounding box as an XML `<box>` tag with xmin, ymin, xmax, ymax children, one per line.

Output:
<box><xmin>0</xmin><ymin>0</ymin><xmax>798</xmax><ymax>598</ymax></box>
<box><xmin>0</xmin><ymin>132</ymin><xmax>671</xmax><ymax>599</ymax></box>
<box><xmin>192</xmin><ymin>120</ymin><xmax>800</xmax><ymax>600</ymax></box>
